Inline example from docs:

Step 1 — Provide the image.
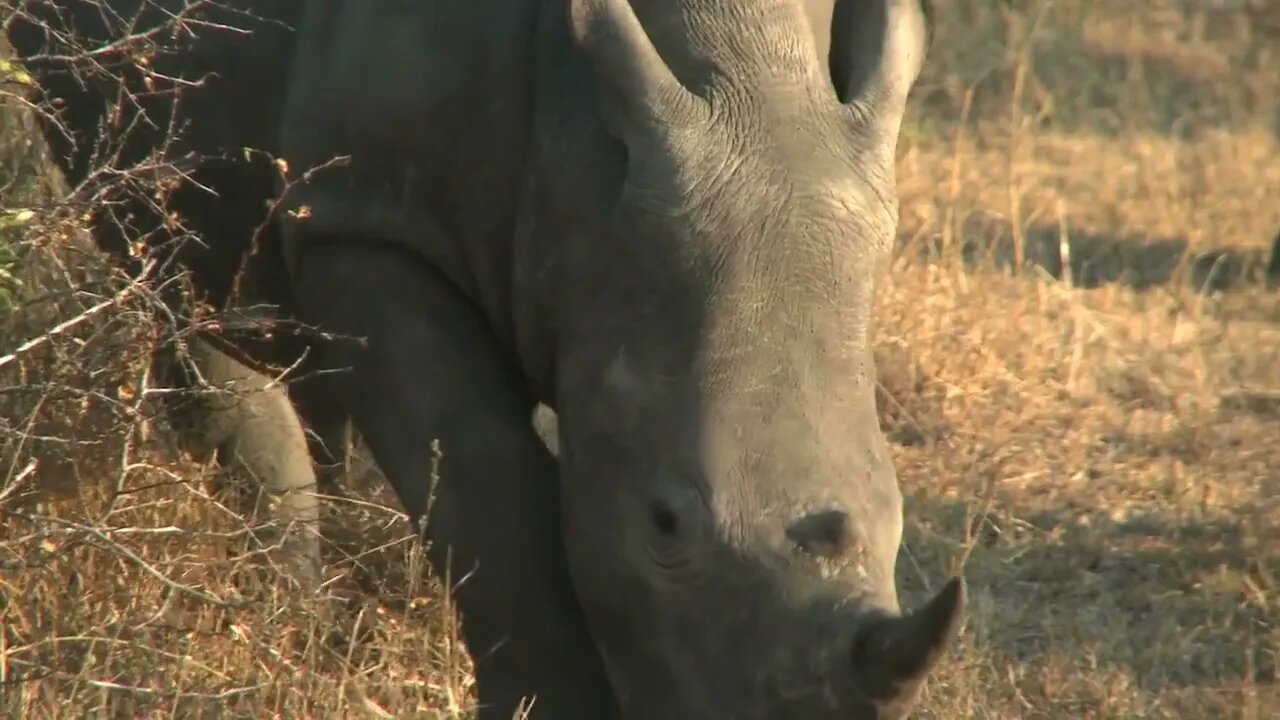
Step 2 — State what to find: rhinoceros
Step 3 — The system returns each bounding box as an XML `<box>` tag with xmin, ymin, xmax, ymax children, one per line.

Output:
<box><xmin>9</xmin><ymin>1</ymin><xmax>964</xmax><ymax>717</ymax></box>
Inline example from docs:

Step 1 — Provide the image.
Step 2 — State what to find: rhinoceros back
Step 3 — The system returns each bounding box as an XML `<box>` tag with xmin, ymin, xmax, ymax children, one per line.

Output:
<box><xmin>276</xmin><ymin>0</ymin><xmax>542</xmax><ymax>329</ymax></box>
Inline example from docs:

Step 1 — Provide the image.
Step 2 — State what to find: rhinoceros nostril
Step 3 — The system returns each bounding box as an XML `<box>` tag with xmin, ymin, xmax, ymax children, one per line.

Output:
<box><xmin>786</xmin><ymin>509</ymin><xmax>855</xmax><ymax>559</ymax></box>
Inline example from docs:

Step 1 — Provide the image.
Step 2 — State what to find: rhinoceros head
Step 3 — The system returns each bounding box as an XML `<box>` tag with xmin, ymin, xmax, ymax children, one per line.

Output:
<box><xmin>552</xmin><ymin>0</ymin><xmax>961</xmax><ymax>716</ymax></box>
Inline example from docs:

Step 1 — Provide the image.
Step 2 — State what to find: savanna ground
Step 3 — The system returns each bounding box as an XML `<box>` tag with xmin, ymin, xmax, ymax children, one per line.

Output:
<box><xmin>1</xmin><ymin>0</ymin><xmax>1278</xmax><ymax>717</ymax></box>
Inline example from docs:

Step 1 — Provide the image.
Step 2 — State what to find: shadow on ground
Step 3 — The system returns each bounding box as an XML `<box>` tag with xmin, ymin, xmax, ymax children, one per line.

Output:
<box><xmin>897</xmin><ymin>489</ymin><xmax>1277</xmax><ymax>715</ymax></box>
<box><xmin>897</xmin><ymin>217</ymin><xmax>1280</xmax><ymax>295</ymax></box>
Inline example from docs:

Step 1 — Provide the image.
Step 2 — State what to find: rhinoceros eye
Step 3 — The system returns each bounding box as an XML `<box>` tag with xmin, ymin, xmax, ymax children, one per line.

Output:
<box><xmin>642</xmin><ymin>484</ymin><xmax>708</xmax><ymax>576</ymax></box>
<box><xmin>649</xmin><ymin>498</ymin><xmax>680</xmax><ymax>537</ymax></box>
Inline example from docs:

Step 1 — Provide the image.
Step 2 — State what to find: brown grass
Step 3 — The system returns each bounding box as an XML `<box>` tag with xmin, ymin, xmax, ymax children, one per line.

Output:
<box><xmin>2</xmin><ymin>0</ymin><xmax>1279</xmax><ymax>717</ymax></box>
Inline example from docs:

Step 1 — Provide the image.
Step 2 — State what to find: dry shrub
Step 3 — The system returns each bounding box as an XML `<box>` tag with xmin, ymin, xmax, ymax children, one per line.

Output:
<box><xmin>0</xmin><ymin>0</ymin><xmax>1277</xmax><ymax>718</ymax></box>
<box><xmin>0</xmin><ymin>205</ymin><xmax>478</xmax><ymax>718</ymax></box>
<box><xmin>1</xmin><ymin>4</ymin><xmax>476</xmax><ymax>716</ymax></box>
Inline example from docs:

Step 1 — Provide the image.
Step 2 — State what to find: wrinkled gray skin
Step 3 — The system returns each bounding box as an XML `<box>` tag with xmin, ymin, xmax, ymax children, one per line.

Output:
<box><xmin>279</xmin><ymin>0</ymin><xmax>962</xmax><ymax>717</ymax></box>
<box><xmin>11</xmin><ymin>0</ymin><xmax>964</xmax><ymax>717</ymax></box>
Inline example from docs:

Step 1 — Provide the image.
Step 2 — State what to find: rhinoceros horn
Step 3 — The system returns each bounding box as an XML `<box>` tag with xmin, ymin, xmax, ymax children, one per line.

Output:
<box><xmin>852</xmin><ymin>576</ymin><xmax>965</xmax><ymax>703</ymax></box>
<box><xmin>567</xmin><ymin>0</ymin><xmax>710</xmax><ymax>139</ymax></box>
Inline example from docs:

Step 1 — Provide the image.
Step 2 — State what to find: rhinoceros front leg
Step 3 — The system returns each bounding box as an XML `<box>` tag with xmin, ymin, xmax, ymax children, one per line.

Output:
<box><xmin>290</xmin><ymin>242</ymin><xmax>618</xmax><ymax>720</ymax></box>
<box><xmin>286</xmin><ymin>359</ymin><xmax>357</xmax><ymax>495</ymax></box>
<box><xmin>164</xmin><ymin>337</ymin><xmax>323</xmax><ymax>592</ymax></box>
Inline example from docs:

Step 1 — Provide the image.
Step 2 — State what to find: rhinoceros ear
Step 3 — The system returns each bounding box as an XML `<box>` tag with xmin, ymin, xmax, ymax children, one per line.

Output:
<box><xmin>830</xmin><ymin>0</ymin><xmax>933</xmax><ymax>142</ymax></box>
<box><xmin>567</xmin><ymin>0</ymin><xmax>708</xmax><ymax>142</ymax></box>
<box><xmin>851</xmin><ymin>575</ymin><xmax>964</xmax><ymax>706</ymax></box>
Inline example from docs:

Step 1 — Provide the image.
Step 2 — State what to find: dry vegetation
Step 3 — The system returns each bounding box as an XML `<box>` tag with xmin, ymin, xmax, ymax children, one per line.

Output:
<box><xmin>2</xmin><ymin>0</ymin><xmax>1278</xmax><ymax>717</ymax></box>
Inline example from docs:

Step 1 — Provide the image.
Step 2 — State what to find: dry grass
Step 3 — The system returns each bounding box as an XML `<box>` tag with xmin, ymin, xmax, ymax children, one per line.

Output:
<box><xmin>2</xmin><ymin>0</ymin><xmax>1278</xmax><ymax>717</ymax></box>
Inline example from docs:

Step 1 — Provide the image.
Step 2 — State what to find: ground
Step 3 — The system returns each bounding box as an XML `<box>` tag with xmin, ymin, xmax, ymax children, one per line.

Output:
<box><xmin>1</xmin><ymin>1</ymin><xmax>1277</xmax><ymax>717</ymax></box>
